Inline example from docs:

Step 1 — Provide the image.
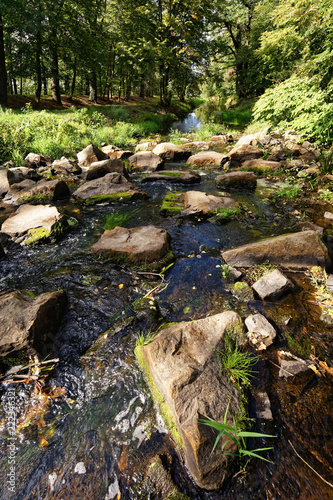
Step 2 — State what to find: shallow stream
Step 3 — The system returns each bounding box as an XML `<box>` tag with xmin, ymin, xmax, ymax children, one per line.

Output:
<box><xmin>0</xmin><ymin>145</ymin><xmax>332</xmax><ymax>499</ymax></box>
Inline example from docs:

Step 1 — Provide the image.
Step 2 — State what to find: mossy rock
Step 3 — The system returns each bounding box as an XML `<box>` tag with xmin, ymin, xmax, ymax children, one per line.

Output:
<box><xmin>161</xmin><ymin>191</ymin><xmax>183</xmax><ymax>215</ymax></box>
<box><xmin>24</xmin><ymin>226</ymin><xmax>51</xmax><ymax>245</ymax></box>
<box><xmin>230</xmin><ymin>281</ymin><xmax>254</xmax><ymax>302</ymax></box>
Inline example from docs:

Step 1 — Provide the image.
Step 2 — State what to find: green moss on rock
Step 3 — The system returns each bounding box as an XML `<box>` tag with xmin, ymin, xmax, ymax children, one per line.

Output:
<box><xmin>23</xmin><ymin>226</ymin><xmax>50</xmax><ymax>245</ymax></box>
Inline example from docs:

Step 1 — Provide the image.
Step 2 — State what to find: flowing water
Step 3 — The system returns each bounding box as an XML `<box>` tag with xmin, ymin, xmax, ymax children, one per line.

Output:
<box><xmin>0</xmin><ymin>147</ymin><xmax>332</xmax><ymax>499</ymax></box>
<box><xmin>172</xmin><ymin>112</ymin><xmax>202</xmax><ymax>133</ymax></box>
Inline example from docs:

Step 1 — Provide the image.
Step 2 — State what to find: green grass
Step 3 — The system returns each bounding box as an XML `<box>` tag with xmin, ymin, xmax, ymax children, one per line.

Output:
<box><xmin>215</xmin><ymin>344</ymin><xmax>257</xmax><ymax>388</ymax></box>
<box><xmin>104</xmin><ymin>208</ymin><xmax>139</xmax><ymax>230</ymax></box>
<box><xmin>244</xmin><ymin>262</ymin><xmax>278</xmax><ymax>285</ymax></box>
<box><xmin>160</xmin><ymin>191</ymin><xmax>183</xmax><ymax>215</ymax></box>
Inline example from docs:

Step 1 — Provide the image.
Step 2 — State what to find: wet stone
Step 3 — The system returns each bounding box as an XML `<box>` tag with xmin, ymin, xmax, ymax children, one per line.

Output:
<box><xmin>245</xmin><ymin>313</ymin><xmax>277</xmax><ymax>350</ymax></box>
<box><xmin>279</xmin><ymin>359</ymin><xmax>311</xmax><ymax>378</ymax></box>
<box><xmin>230</xmin><ymin>281</ymin><xmax>254</xmax><ymax>301</ymax></box>
<box><xmin>152</xmin><ymin>142</ymin><xmax>191</xmax><ymax>161</ymax></box>
<box><xmin>252</xmin><ymin>269</ymin><xmax>294</xmax><ymax>301</ymax></box>
<box><xmin>141</xmin><ymin>170</ymin><xmax>200</xmax><ymax>184</ymax></box>
<box><xmin>128</xmin><ymin>151</ymin><xmax>164</xmax><ymax>172</ymax></box>
<box><xmin>216</xmin><ymin>171</ymin><xmax>257</xmax><ymax>191</ymax></box>
<box><xmin>252</xmin><ymin>390</ymin><xmax>273</xmax><ymax>420</ymax></box>
<box><xmin>86</xmin><ymin>158</ymin><xmax>127</xmax><ymax>181</ymax></box>
<box><xmin>182</xmin><ymin>190</ymin><xmax>237</xmax><ymax>216</ymax></box>
<box><xmin>187</xmin><ymin>151</ymin><xmax>228</xmax><ymax>166</ymax></box>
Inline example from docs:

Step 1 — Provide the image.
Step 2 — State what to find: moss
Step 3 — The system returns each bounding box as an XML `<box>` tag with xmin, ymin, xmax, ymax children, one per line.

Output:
<box><xmin>23</xmin><ymin>226</ymin><xmax>50</xmax><ymax>246</ymax></box>
<box><xmin>164</xmin><ymin>493</ymin><xmax>191</xmax><ymax>500</ymax></box>
<box><xmin>214</xmin><ymin>206</ymin><xmax>242</xmax><ymax>220</ymax></box>
<box><xmin>162</xmin><ymin>171</ymin><xmax>185</xmax><ymax>178</ymax></box>
<box><xmin>80</xmin><ymin>191</ymin><xmax>136</xmax><ymax>205</ymax></box>
<box><xmin>285</xmin><ymin>332</ymin><xmax>312</xmax><ymax>359</ymax></box>
<box><xmin>94</xmin><ymin>249</ymin><xmax>175</xmax><ymax>273</ymax></box>
<box><xmin>161</xmin><ymin>191</ymin><xmax>183</xmax><ymax>215</ymax></box>
<box><xmin>18</xmin><ymin>193</ymin><xmax>52</xmax><ymax>204</ymax></box>
<box><xmin>135</xmin><ymin>344</ymin><xmax>184</xmax><ymax>449</ymax></box>
<box><xmin>231</xmin><ymin>281</ymin><xmax>254</xmax><ymax>301</ymax></box>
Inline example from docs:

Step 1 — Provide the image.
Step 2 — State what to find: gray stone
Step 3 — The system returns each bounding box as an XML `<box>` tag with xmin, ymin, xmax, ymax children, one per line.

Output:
<box><xmin>279</xmin><ymin>359</ymin><xmax>310</xmax><ymax>378</ymax></box>
<box><xmin>252</xmin><ymin>390</ymin><xmax>273</xmax><ymax>420</ymax></box>
<box><xmin>216</xmin><ymin>171</ymin><xmax>257</xmax><ymax>191</ymax></box>
<box><xmin>222</xmin><ymin>231</ymin><xmax>330</xmax><ymax>271</ymax></box>
<box><xmin>245</xmin><ymin>313</ymin><xmax>276</xmax><ymax>350</ymax></box>
<box><xmin>51</xmin><ymin>157</ymin><xmax>82</xmax><ymax>175</ymax></box>
<box><xmin>86</xmin><ymin>158</ymin><xmax>127</xmax><ymax>181</ymax></box>
<box><xmin>15</xmin><ymin>179</ymin><xmax>70</xmax><ymax>203</ymax></box>
<box><xmin>228</xmin><ymin>144</ymin><xmax>263</xmax><ymax>168</ymax></box>
<box><xmin>77</xmin><ymin>144</ymin><xmax>109</xmax><ymax>166</ymax></box>
<box><xmin>0</xmin><ymin>168</ymin><xmax>15</xmax><ymax>197</ymax></box>
<box><xmin>72</xmin><ymin>172</ymin><xmax>146</xmax><ymax>204</ymax></box>
<box><xmin>91</xmin><ymin>225</ymin><xmax>171</xmax><ymax>266</ymax></box>
<box><xmin>24</xmin><ymin>152</ymin><xmax>53</xmax><ymax>168</ymax></box>
<box><xmin>128</xmin><ymin>151</ymin><xmax>164</xmax><ymax>172</ymax></box>
<box><xmin>324</xmin><ymin>211</ymin><xmax>333</xmax><ymax>221</ymax></box>
<box><xmin>153</xmin><ymin>142</ymin><xmax>191</xmax><ymax>161</ymax></box>
<box><xmin>0</xmin><ymin>290</ymin><xmax>67</xmax><ymax>357</ymax></box>
<box><xmin>141</xmin><ymin>311</ymin><xmax>244</xmax><ymax>490</ymax></box>
<box><xmin>252</xmin><ymin>269</ymin><xmax>293</xmax><ymax>301</ymax></box>
<box><xmin>142</xmin><ymin>170</ymin><xmax>200</xmax><ymax>184</ymax></box>
<box><xmin>241</xmin><ymin>159</ymin><xmax>281</xmax><ymax>172</ymax></box>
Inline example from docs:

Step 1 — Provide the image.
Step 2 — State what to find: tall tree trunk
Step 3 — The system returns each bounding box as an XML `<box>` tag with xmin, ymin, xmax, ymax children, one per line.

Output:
<box><xmin>50</xmin><ymin>32</ymin><xmax>62</xmax><ymax>104</ymax></box>
<box><xmin>139</xmin><ymin>79</ymin><xmax>145</xmax><ymax>99</ymax></box>
<box><xmin>0</xmin><ymin>10</ymin><xmax>8</xmax><ymax>107</ymax></box>
<box><xmin>89</xmin><ymin>71</ymin><xmax>97</xmax><ymax>102</ymax></box>
<box><xmin>13</xmin><ymin>78</ymin><xmax>17</xmax><ymax>95</ymax></box>
<box><xmin>35</xmin><ymin>29</ymin><xmax>42</xmax><ymax>104</ymax></box>
<box><xmin>70</xmin><ymin>58</ymin><xmax>77</xmax><ymax>99</ymax></box>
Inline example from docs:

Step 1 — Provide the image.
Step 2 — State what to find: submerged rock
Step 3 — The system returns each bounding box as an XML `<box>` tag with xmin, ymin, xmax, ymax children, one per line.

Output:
<box><xmin>153</xmin><ymin>142</ymin><xmax>191</xmax><ymax>161</ymax></box>
<box><xmin>182</xmin><ymin>191</ymin><xmax>237</xmax><ymax>216</ymax></box>
<box><xmin>144</xmin><ymin>455</ymin><xmax>181</xmax><ymax>499</ymax></box>
<box><xmin>128</xmin><ymin>151</ymin><xmax>164</xmax><ymax>172</ymax></box>
<box><xmin>1</xmin><ymin>204</ymin><xmax>70</xmax><ymax>245</ymax></box>
<box><xmin>139</xmin><ymin>311</ymin><xmax>244</xmax><ymax>490</ymax></box>
<box><xmin>187</xmin><ymin>151</ymin><xmax>228</xmax><ymax>166</ymax></box>
<box><xmin>0</xmin><ymin>290</ymin><xmax>67</xmax><ymax>357</ymax></box>
<box><xmin>77</xmin><ymin>144</ymin><xmax>109</xmax><ymax>166</ymax></box>
<box><xmin>86</xmin><ymin>158</ymin><xmax>127</xmax><ymax>181</ymax></box>
<box><xmin>245</xmin><ymin>313</ymin><xmax>277</xmax><ymax>350</ymax></box>
<box><xmin>222</xmin><ymin>230</ymin><xmax>330</xmax><ymax>270</ymax></box>
<box><xmin>91</xmin><ymin>225</ymin><xmax>172</xmax><ymax>268</ymax></box>
<box><xmin>142</xmin><ymin>170</ymin><xmax>200</xmax><ymax>184</ymax></box>
<box><xmin>72</xmin><ymin>172</ymin><xmax>146</xmax><ymax>204</ymax></box>
<box><xmin>252</xmin><ymin>269</ymin><xmax>293</xmax><ymax>301</ymax></box>
<box><xmin>230</xmin><ymin>281</ymin><xmax>254</xmax><ymax>301</ymax></box>
<box><xmin>216</xmin><ymin>171</ymin><xmax>257</xmax><ymax>191</ymax></box>
<box><xmin>279</xmin><ymin>359</ymin><xmax>311</xmax><ymax>378</ymax></box>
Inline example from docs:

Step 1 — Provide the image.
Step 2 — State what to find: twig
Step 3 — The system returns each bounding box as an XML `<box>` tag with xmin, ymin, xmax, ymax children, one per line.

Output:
<box><xmin>0</xmin><ymin>358</ymin><xmax>59</xmax><ymax>381</ymax></box>
<box><xmin>267</xmin><ymin>359</ymin><xmax>296</xmax><ymax>377</ymax></box>
<box><xmin>288</xmin><ymin>440</ymin><xmax>333</xmax><ymax>488</ymax></box>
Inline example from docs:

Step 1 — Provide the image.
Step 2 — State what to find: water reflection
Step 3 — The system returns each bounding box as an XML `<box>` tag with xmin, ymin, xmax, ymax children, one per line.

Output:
<box><xmin>172</xmin><ymin>112</ymin><xmax>202</xmax><ymax>133</ymax></box>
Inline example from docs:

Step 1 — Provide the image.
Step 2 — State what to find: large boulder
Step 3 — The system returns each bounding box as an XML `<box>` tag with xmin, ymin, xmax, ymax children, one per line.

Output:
<box><xmin>15</xmin><ymin>179</ymin><xmax>70</xmax><ymax>204</ymax></box>
<box><xmin>9</xmin><ymin>167</ymin><xmax>40</xmax><ymax>182</ymax></box>
<box><xmin>142</xmin><ymin>170</ymin><xmax>200</xmax><ymax>184</ymax></box>
<box><xmin>77</xmin><ymin>144</ymin><xmax>109</xmax><ymax>166</ymax></box>
<box><xmin>235</xmin><ymin>132</ymin><xmax>272</xmax><ymax>147</ymax></box>
<box><xmin>153</xmin><ymin>142</ymin><xmax>191</xmax><ymax>161</ymax></box>
<box><xmin>1</xmin><ymin>204</ymin><xmax>69</xmax><ymax>245</ymax></box>
<box><xmin>187</xmin><ymin>151</ymin><xmax>229</xmax><ymax>167</ymax></box>
<box><xmin>91</xmin><ymin>225</ymin><xmax>171</xmax><ymax>267</ymax></box>
<box><xmin>128</xmin><ymin>151</ymin><xmax>164</xmax><ymax>172</ymax></box>
<box><xmin>51</xmin><ymin>157</ymin><xmax>82</xmax><ymax>175</ymax></box>
<box><xmin>222</xmin><ymin>230</ymin><xmax>330</xmax><ymax>270</ymax></box>
<box><xmin>216</xmin><ymin>171</ymin><xmax>257</xmax><ymax>191</ymax></box>
<box><xmin>86</xmin><ymin>158</ymin><xmax>127</xmax><ymax>181</ymax></box>
<box><xmin>182</xmin><ymin>191</ymin><xmax>237</xmax><ymax>216</ymax></box>
<box><xmin>72</xmin><ymin>172</ymin><xmax>146</xmax><ymax>204</ymax></box>
<box><xmin>135</xmin><ymin>141</ymin><xmax>158</xmax><ymax>152</ymax></box>
<box><xmin>0</xmin><ymin>290</ymin><xmax>67</xmax><ymax>357</ymax></box>
<box><xmin>24</xmin><ymin>153</ymin><xmax>53</xmax><ymax>168</ymax></box>
<box><xmin>0</xmin><ymin>168</ymin><xmax>15</xmax><ymax>197</ymax></box>
<box><xmin>140</xmin><ymin>311</ymin><xmax>244</xmax><ymax>490</ymax></box>
<box><xmin>228</xmin><ymin>144</ymin><xmax>263</xmax><ymax>168</ymax></box>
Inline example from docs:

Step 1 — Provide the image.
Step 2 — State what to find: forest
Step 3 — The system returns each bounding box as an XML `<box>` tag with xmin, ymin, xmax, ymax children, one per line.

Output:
<box><xmin>0</xmin><ymin>0</ymin><xmax>332</xmax><ymax>143</ymax></box>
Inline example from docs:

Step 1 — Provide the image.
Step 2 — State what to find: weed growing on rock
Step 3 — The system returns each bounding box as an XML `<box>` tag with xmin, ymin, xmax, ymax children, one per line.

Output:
<box><xmin>199</xmin><ymin>402</ymin><xmax>275</xmax><ymax>463</ymax></box>
<box><xmin>216</xmin><ymin>344</ymin><xmax>257</xmax><ymax>388</ymax></box>
<box><xmin>317</xmin><ymin>147</ymin><xmax>333</xmax><ymax>175</ymax></box>
<box><xmin>244</xmin><ymin>262</ymin><xmax>278</xmax><ymax>285</ymax></box>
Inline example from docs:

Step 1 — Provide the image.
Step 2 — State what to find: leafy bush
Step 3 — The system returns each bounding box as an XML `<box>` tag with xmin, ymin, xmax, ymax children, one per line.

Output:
<box><xmin>253</xmin><ymin>76</ymin><xmax>333</xmax><ymax>143</ymax></box>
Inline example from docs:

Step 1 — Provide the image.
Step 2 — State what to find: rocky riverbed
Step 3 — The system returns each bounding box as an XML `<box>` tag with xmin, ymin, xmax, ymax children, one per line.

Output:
<box><xmin>0</xmin><ymin>130</ymin><xmax>332</xmax><ymax>499</ymax></box>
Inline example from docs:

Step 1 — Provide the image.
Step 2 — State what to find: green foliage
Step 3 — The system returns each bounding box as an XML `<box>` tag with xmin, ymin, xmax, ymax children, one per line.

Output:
<box><xmin>244</xmin><ymin>262</ymin><xmax>278</xmax><ymax>285</ymax></box>
<box><xmin>214</xmin><ymin>207</ymin><xmax>242</xmax><ymax>221</ymax></box>
<box><xmin>135</xmin><ymin>330</ymin><xmax>157</xmax><ymax>347</ymax></box>
<box><xmin>317</xmin><ymin>147</ymin><xmax>333</xmax><ymax>174</ymax></box>
<box><xmin>168</xmin><ymin>128</ymin><xmax>183</xmax><ymax>145</ymax></box>
<box><xmin>253</xmin><ymin>76</ymin><xmax>333</xmax><ymax>143</ymax></box>
<box><xmin>160</xmin><ymin>191</ymin><xmax>183</xmax><ymax>215</ymax></box>
<box><xmin>285</xmin><ymin>333</ymin><xmax>312</xmax><ymax>359</ymax></box>
<box><xmin>271</xmin><ymin>184</ymin><xmax>302</xmax><ymax>202</ymax></box>
<box><xmin>215</xmin><ymin>344</ymin><xmax>257</xmax><ymax>388</ymax></box>
<box><xmin>104</xmin><ymin>209</ymin><xmax>139</xmax><ymax>230</ymax></box>
<box><xmin>199</xmin><ymin>402</ymin><xmax>275</xmax><ymax>463</ymax></box>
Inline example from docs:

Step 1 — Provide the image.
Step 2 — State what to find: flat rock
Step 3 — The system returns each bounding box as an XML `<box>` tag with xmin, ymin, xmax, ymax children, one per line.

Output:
<box><xmin>128</xmin><ymin>151</ymin><xmax>164</xmax><ymax>172</ymax></box>
<box><xmin>245</xmin><ymin>313</ymin><xmax>276</xmax><ymax>350</ymax></box>
<box><xmin>183</xmin><ymin>191</ymin><xmax>237</xmax><ymax>215</ymax></box>
<box><xmin>216</xmin><ymin>171</ymin><xmax>257</xmax><ymax>191</ymax></box>
<box><xmin>77</xmin><ymin>144</ymin><xmax>109</xmax><ymax>166</ymax></box>
<box><xmin>228</xmin><ymin>144</ymin><xmax>262</xmax><ymax>168</ymax></box>
<box><xmin>72</xmin><ymin>172</ymin><xmax>146</xmax><ymax>204</ymax></box>
<box><xmin>24</xmin><ymin>152</ymin><xmax>53</xmax><ymax>168</ymax></box>
<box><xmin>279</xmin><ymin>359</ymin><xmax>310</xmax><ymax>378</ymax></box>
<box><xmin>0</xmin><ymin>290</ymin><xmax>67</xmax><ymax>357</ymax></box>
<box><xmin>142</xmin><ymin>170</ymin><xmax>200</xmax><ymax>184</ymax></box>
<box><xmin>241</xmin><ymin>159</ymin><xmax>281</xmax><ymax>172</ymax></box>
<box><xmin>91</xmin><ymin>225</ymin><xmax>171</xmax><ymax>265</ymax></box>
<box><xmin>86</xmin><ymin>158</ymin><xmax>127</xmax><ymax>181</ymax></box>
<box><xmin>222</xmin><ymin>230</ymin><xmax>330</xmax><ymax>270</ymax></box>
<box><xmin>51</xmin><ymin>157</ymin><xmax>82</xmax><ymax>175</ymax></box>
<box><xmin>183</xmin><ymin>141</ymin><xmax>210</xmax><ymax>150</ymax></box>
<box><xmin>153</xmin><ymin>142</ymin><xmax>191</xmax><ymax>161</ymax></box>
<box><xmin>187</xmin><ymin>151</ymin><xmax>228</xmax><ymax>166</ymax></box>
<box><xmin>252</xmin><ymin>269</ymin><xmax>293</xmax><ymax>301</ymax></box>
<box><xmin>141</xmin><ymin>311</ymin><xmax>244</xmax><ymax>490</ymax></box>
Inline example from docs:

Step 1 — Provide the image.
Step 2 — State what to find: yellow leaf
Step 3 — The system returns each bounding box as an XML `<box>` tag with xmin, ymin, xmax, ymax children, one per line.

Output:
<box><xmin>119</xmin><ymin>284</ymin><xmax>124</xmax><ymax>289</ymax></box>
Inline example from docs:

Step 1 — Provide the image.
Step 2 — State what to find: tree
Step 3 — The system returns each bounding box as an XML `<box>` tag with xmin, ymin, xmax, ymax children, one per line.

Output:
<box><xmin>0</xmin><ymin>7</ymin><xmax>7</xmax><ymax>106</ymax></box>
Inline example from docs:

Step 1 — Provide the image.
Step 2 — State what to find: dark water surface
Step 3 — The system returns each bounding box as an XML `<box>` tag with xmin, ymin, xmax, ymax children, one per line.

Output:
<box><xmin>0</xmin><ymin>156</ymin><xmax>332</xmax><ymax>499</ymax></box>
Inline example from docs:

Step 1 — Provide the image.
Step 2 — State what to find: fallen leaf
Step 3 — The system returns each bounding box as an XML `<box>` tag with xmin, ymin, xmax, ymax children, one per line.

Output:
<box><xmin>119</xmin><ymin>284</ymin><xmax>124</xmax><ymax>289</ymax></box>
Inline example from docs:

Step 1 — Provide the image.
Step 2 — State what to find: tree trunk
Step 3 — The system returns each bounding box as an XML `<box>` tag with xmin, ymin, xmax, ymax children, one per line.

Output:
<box><xmin>13</xmin><ymin>78</ymin><xmax>17</xmax><ymax>95</ymax></box>
<box><xmin>140</xmin><ymin>80</ymin><xmax>145</xmax><ymax>99</ymax></box>
<box><xmin>35</xmin><ymin>29</ymin><xmax>42</xmax><ymax>104</ymax></box>
<box><xmin>50</xmin><ymin>33</ymin><xmax>62</xmax><ymax>105</ymax></box>
<box><xmin>89</xmin><ymin>71</ymin><xmax>97</xmax><ymax>102</ymax></box>
<box><xmin>70</xmin><ymin>58</ymin><xmax>77</xmax><ymax>99</ymax></box>
<box><xmin>0</xmin><ymin>10</ymin><xmax>8</xmax><ymax>107</ymax></box>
